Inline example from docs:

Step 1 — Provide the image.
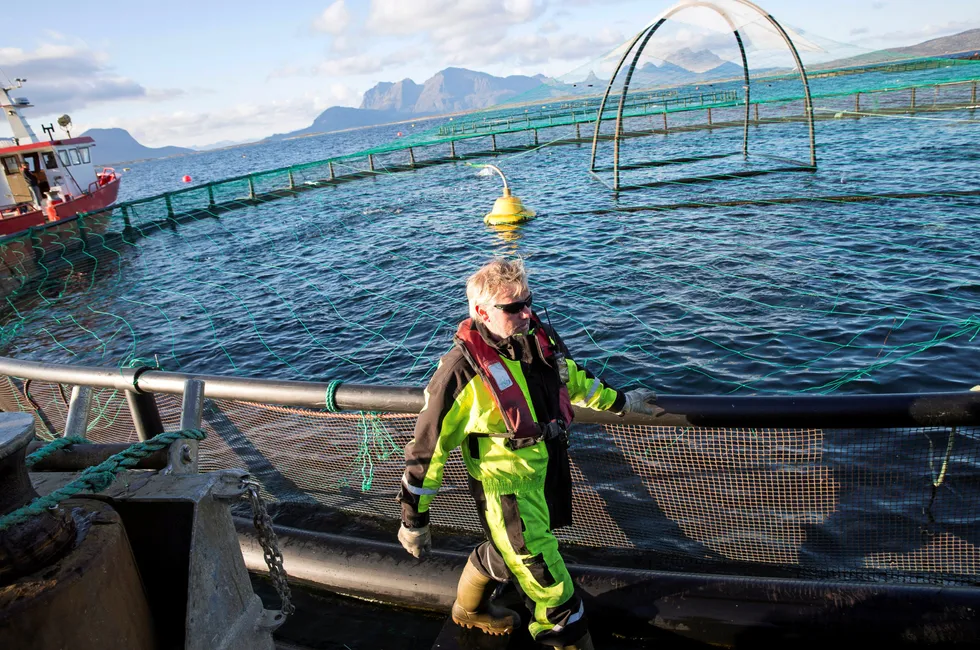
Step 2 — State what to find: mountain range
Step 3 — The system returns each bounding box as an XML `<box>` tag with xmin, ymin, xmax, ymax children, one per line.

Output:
<box><xmin>266</xmin><ymin>67</ymin><xmax>544</xmax><ymax>140</ymax></box>
<box><xmin>81</xmin><ymin>128</ymin><xmax>194</xmax><ymax>166</ymax></box>
<box><xmin>81</xmin><ymin>28</ymin><xmax>980</xmax><ymax>163</ymax></box>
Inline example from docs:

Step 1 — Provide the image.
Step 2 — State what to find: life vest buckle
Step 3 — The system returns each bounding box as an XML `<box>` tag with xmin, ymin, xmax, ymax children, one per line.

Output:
<box><xmin>541</xmin><ymin>419</ymin><xmax>568</xmax><ymax>445</ymax></box>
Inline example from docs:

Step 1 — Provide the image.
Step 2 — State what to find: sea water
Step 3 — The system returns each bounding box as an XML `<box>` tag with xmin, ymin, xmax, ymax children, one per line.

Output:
<box><xmin>3</xmin><ymin>103</ymin><xmax>980</xmax><ymax>396</ymax></box>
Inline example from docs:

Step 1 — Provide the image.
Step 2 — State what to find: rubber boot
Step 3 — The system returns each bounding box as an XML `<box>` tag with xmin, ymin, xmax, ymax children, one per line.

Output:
<box><xmin>451</xmin><ymin>559</ymin><xmax>520</xmax><ymax>636</ymax></box>
<box><xmin>560</xmin><ymin>631</ymin><xmax>594</xmax><ymax>650</ymax></box>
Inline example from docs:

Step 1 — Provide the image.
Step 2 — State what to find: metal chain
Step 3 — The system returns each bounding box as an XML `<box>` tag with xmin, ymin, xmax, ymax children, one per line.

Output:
<box><xmin>243</xmin><ymin>478</ymin><xmax>295</xmax><ymax>617</ymax></box>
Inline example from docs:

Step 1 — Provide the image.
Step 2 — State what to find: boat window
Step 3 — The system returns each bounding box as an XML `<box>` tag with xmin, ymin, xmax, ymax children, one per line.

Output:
<box><xmin>59</xmin><ymin>150</ymin><xmax>72</xmax><ymax>167</ymax></box>
<box><xmin>1</xmin><ymin>156</ymin><xmax>18</xmax><ymax>175</ymax></box>
<box><xmin>69</xmin><ymin>149</ymin><xmax>81</xmax><ymax>165</ymax></box>
<box><xmin>43</xmin><ymin>151</ymin><xmax>58</xmax><ymax>169</ymax></box>
<box><xmin>78</xmin><ymin>147</ymin><xmax>91</xmax><ymax>164</ymax></box>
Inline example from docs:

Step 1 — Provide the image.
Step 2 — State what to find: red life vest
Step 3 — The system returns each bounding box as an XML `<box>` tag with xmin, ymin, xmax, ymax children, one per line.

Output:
<box><xmin>455</xmin><ymin>316</ymin><xmax>574</xmax><ymax>440</ymax></box>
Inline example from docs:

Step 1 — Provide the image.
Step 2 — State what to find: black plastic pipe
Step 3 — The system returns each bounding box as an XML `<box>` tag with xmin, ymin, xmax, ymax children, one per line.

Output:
<box><xmin>1</xmin><ymin>357</ymin><xmax>979</xmax><ymax>428</ymax></box>
<box><xmin>236</xmin><ymin>520</ymin><xmax>980</xmax><ymax>647</ymax></box>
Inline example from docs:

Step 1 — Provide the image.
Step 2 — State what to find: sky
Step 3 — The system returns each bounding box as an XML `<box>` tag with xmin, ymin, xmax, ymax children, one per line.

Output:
<box><xmin>2</xmin><ymin>0</ymin><xmax>978</xmax><ymax>148</ymax></box>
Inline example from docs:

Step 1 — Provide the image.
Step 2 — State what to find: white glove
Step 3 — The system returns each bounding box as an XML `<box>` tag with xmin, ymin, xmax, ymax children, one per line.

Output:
<box><xmin>621</xmin><ymin>388</ymin><xmax>664</xmax><ymax>416</ymax></box>
<box><xmin>398</xmin><ymin>523</ymin><xmax>432</xmax><ymax>558</ymax></box>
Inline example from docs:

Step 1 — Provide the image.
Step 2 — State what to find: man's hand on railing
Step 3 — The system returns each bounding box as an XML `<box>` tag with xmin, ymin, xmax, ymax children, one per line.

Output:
<box><xmin>619</xmin><ymin>388</ymin><xmax>664</xmax><ymax>417</ymax></box>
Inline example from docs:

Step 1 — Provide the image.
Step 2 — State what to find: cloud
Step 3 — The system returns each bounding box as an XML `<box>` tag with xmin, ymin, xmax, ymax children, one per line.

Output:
<box><xmin>267</xmin><ymin>64</ymin><xmax>305</xmax><ymax>79</ymax></box>
<box><xmin>438</xmin><ymin>26</ymin><xmax>626</xmax><ymax>69</ymax></box>
<box><xmin>359</xmin><ymin>0</ymin><xmax>630</xmax><ymax>72</ymax></box>
<box><xmin>313</xmin><ymin>50</ymin><xmax>411</xmax><ymax>77</ymax></box>
<box><xmin>331</xmin><ymin>35</ymin><xmax>354</xmax><ymax>53</ymax></box>
<box><xmin>312</xmin><ymin>1</ymin><xmax>351</xmax><ymax>35</ymax></box>
<box><xmin>868</xmin><ymin>21</ymin><xmax>980</xmax><ymax>48</ymax></box>
<box><xmin>0</xmin><ymin>42</ymin><xmax>164</xmax><ymax>112</ymax></box>
<box><xmin>315</xmin><ymin>54</ymin><xmax>385</xmax><ymax>76</ymax></box>
<box><xmin>93</xmin><ymin>87</ymin><xmax>360</xmax><ymax>146</ymax></box>
<box><xmin>366</xmin><ymin>0</ymin><xmax>544</xmax><ymax>37</ymax></box>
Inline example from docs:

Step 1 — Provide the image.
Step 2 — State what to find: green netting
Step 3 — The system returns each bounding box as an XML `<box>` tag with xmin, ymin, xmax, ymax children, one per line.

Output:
<box><xmin>2</xmin><ymin>376</ymin><xmax>978</xmax><ymax>586</ymax></box>
<box><xmin>0</xmin><ymin>14</ymin><xmax>979</xmax><ymax>391</ymax></box>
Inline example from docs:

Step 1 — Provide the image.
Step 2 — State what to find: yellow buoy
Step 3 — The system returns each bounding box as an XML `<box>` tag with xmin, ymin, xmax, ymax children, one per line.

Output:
<box><xmin>470</xmin><ymin>164</ymin><xmax>536</xmax><ymax>226</ymax></box>
<box><xmin>485</xmin><ymin>188</ymin><xmax>535</xmax><ymax>225</ymax></box>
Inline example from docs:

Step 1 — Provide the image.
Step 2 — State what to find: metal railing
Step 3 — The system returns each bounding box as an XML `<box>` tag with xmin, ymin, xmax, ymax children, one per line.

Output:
<box><xmin>2</xmin><ymin>356</ymin><xmax>979</xmax><ymax>429</ymax></box>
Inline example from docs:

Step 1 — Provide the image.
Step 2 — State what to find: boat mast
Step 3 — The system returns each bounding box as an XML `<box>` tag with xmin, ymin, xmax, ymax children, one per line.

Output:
<box><xmin>1</xmin><ymin>79</ymin><xmax>39</xmax><ymax>144</ymax></box>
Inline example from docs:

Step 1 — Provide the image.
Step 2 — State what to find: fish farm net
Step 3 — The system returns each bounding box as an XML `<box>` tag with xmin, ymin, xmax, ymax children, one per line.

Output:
<box><xmin>2</xmin><ymin>375</ymin><xmax>978</xmax><ymax>586</ymax></box>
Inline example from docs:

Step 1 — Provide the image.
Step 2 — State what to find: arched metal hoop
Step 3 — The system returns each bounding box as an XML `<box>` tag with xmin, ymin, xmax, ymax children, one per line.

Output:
<box><xmin>590</xmin><ymin>0</ymin><xmax>817</xmax><ymax>191</ymax></box>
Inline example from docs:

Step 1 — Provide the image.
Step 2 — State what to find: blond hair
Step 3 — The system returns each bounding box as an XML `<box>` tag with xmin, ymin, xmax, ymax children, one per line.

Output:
<box><xmin>466</xmin><ymin>258</ymin><xmax>529</xmax><ymax>319</ymax></box>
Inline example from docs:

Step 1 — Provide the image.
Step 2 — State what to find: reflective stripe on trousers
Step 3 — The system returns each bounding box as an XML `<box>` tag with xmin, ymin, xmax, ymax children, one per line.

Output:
<box><xmin>468</xmin><ymin>478</ymin><xmax>587</xmax><ymax>643</ymax></box>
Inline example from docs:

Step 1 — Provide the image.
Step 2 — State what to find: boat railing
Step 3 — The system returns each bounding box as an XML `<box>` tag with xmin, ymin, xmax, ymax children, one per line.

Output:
<box><xmin>1</xmin><ymin>355</ymin><xmax>979</xmax><ymax>427</ymax></box>
<box><xmin>2</xmin><ymin>354</ymin><xmax>979</xmax><ymax>588</ymax></box>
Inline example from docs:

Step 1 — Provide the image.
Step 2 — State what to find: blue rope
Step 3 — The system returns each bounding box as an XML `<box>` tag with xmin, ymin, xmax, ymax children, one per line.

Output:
<box><xmin>26</xmin><ymin>435</ymin><xmax>91</xmax><ymax>468</ymax></box>
<box><xmin>0</xmin><ymin>428</ymin><xmax>206</xmax><ymax>532</ymax></box>
<box><xmin>324</xmin><ymin>380</ymin><xmax>342</xmax><ymax>412</ymax></box>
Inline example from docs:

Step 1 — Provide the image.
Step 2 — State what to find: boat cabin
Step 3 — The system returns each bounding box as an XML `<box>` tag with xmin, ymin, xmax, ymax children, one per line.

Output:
<box><xmin>0</xmin><ymin>137</ymin><xmax>99</xmax><ymax>213</ymax></box>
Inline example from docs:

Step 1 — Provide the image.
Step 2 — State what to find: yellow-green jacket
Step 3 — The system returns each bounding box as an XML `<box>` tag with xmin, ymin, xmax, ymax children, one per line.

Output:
<box><xmin>398</xmin><ymin>318</ymin><xmax>624</xmax><ymax>528</ymax></box>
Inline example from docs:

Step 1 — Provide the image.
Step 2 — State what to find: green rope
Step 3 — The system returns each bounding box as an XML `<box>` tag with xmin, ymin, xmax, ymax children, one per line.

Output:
<box><xmin>25</xmin><ymin>435</ymin><xmax>91</xmax><ymax>468</ymax></box>
<box><xmin>324</xmin><ymin>380</ymin><xmax>342</xmax><ymax>412</ymax></box>
<box><xmin>0</xmin><ymin>428</ymin><xmax>205</xmax><ymax>532</ymax></box>
<box><xmin>929</xmin><ymin>426</ymin><xmax>957</xmax><ymax>488</ymax></box>
<box><xmin>354</xmin><ymin>412</ymin><xmax>400</xmax><ymax>492</ymax></box>
<box><xmin>121</xmin><ymin>356</ymin><xmax>161</xmax><ymax>391</ymax></box>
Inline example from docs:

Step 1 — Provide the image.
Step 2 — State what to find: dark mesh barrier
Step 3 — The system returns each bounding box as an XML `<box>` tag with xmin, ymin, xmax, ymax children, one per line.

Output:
<box><xmin>4</xmin><ymin>374</ymin><xmax>977</xmax><ymax>587</ymax></box>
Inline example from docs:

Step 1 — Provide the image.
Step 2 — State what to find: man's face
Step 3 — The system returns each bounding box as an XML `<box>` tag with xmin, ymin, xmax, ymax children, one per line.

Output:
<box><xmin>478</xmin><ymin>284</ymin><xmax>532</xmax><ymax>339</ymax></box>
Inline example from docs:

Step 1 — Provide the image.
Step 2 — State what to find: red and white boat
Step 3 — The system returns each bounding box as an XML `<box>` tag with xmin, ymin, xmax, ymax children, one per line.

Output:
<box><xmin>0</xmin><ymin>79</ymin><xmax>120</xmax><ymax>238</ymax></box>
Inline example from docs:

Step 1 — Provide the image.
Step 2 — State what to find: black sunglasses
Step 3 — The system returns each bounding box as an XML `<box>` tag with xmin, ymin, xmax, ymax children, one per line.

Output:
<box><xmin>494</xmin><ymin>293</ymin><xmax>532</xmax><ymax>314</ymax></box>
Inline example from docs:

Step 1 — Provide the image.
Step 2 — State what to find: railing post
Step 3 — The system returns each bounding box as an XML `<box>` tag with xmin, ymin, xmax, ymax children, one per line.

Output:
<box><xmin>575</xmin><ymin>122</ymin><xmax>581</xmax><ymax>139</ymax></box>
<box><xmin>368</xmin><ymin>154</ymin><xmax>375</xmax><ymax>171</ymax></box>
<box><xmin>450</xmin><ymin>140</ymin><xmax>456</xmax><ymax>159</ymax></box>
<box><xmin>207</xmin><ymin>184</ymin><xmax>215</xmax><ymax>208</ymax></box>
<box><xmin>855</xmin><ymin>92</ymin><xmax>860</xmax><ymax>112</ymax></box>
<box><xmin>247</xmin><ymin>175</ymin><xmax>255</xmax><ymax>200</ymax></box>
<box><xmin>64</xmin><ymin>385</ymin><xmax>93</xmax><ymax>438</ymax></box>
<box><xmin>707</xmin><ymin>107</ymin><xmax>713</xmax><ymax>126</ymax></box>
<box><xmin>754</xmin><ymin>103</ymin><xmax>760</xmax><ymax>123</ymax></box>
<box><xmin>121</xmin><ymin>204</ymin><xmax>132</xmax><ymax>229</ymax></box>
<box><xmin>533</xmin><ymin>129</ymin><xmax>538</xmax><ymax>146</ymax></box>
<box><xmin>165</xmin><ymin>194</ymin><xmax>174</xmax><ymax>219</ymax></box>
<box><xmin>663</xmin><ymin>112</ymin><xmax>668</xmax><ymax>133</ymax></box>
<box><xmin>972</xmin><ymin>81</ymin><xmax>977</xmax><ymax>106</ymax></box>
<box><xmin>288</xmin><ymin>170</ymin><xmax>295</xmax><ymax>190</ymax></box>
<box><xmin>328</xmin><ymin>161</ymin><xmax>335</xmax><ymax>180</ymax></box>
<box><xmin>491</xmin><ymin>134</ymin><xmax>497</xmax><ymax>151</ymax></box>
<box><xmin>911</xmin><ymin>86</ymin><xmax>917</xmax><ymax>110</ymax></box>
<box><xmin>166</xmin><ymin>378</ymin><xmax>204</xmax><ymax>475</ymax></box>
<box><xmin>408</xmin><ymin>147</ymin><xmax>416</xmax><ymax>168</ymax></box>
<box><xmin>125</xmin><ymin>390</ymin><xmax>164</xmax><ymax>442</ymax></box>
